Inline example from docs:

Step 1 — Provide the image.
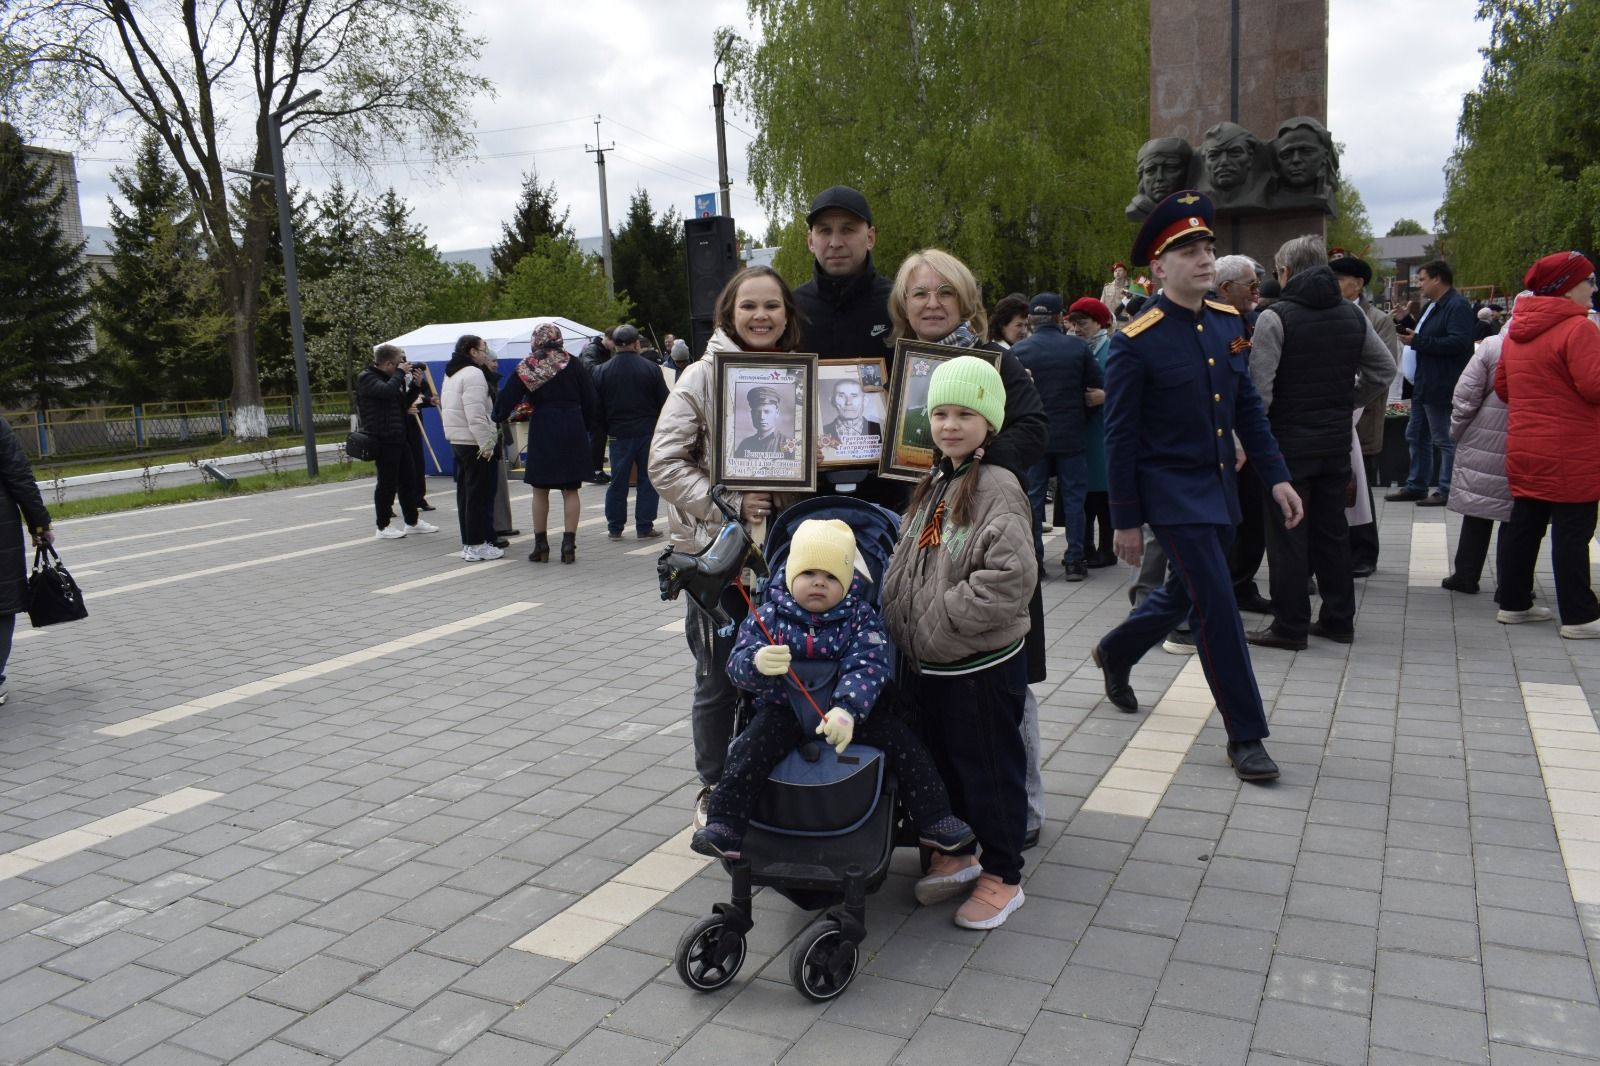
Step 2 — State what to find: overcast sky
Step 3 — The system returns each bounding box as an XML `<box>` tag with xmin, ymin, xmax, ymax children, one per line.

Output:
<box><xmin>55</xmin><ymin>0</ymin><xmax>1488</xmax><ymax>252</ymax></box>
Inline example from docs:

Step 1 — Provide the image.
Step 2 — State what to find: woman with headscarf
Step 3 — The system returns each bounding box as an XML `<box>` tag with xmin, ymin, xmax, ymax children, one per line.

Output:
<box><xmin>493</xmin><ymin>323</ymin><xmax>597</xmax><ymax>564</ymax></box>
<box><xmin>1493</xmin><ymin>252</ymin><xmax>1600</xmax><ymax>637</ymax></box>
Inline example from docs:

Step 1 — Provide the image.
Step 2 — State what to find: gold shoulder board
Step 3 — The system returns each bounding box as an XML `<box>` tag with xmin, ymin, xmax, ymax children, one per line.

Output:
<box><xmin>1204</xmin><ymin>299</ymin><xmax>1240</xmax><ymax>315</ymax></box>
<box><xmin>1120</xmin><ymin>307</ymin><xmax>1164</xmax><ymax>338</ymax></box>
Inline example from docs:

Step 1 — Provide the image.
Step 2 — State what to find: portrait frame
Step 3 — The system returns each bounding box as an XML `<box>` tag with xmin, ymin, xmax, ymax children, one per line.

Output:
<box><xmin>710</xmin><ymin>352</ymin><xmax>818</xmax><ymax>493</ymax></box>
<box><xmin>816</xmin><ymin>358</ymin><xmax>889</xmax><ymax>470</ymax></box>
<box><xmin>878</xmin><ymin>340</ymin><xmax>1003</xmax><ymax>482</ymax></box>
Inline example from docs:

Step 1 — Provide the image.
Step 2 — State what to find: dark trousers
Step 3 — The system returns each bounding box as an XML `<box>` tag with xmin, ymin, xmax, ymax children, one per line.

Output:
<box><xmin>707</xmin><ymin>702</ymin><xmax>953</xmax><ymax>835</ymax></box>
<box><xmin>451</xmin><ymin>444</ymin><xmax>496</xmax><ymax>546</ymax></box>
<box><xmin>1028</xmin><ymin>453</ymin><xmax>1087</xmax><ymax>562</ymax></box>
<box><xmin>1099</xmin><ymin>523</ymin><xmax>1271</xmax><ymax>742</ymax></box>
<box><xmin>902</xmin><ymin>654</ymin><xmax>1029</xmax><ymax>884</ymax></box>
<box><xmin>1229</xmin><ymin>460</ymin><xmax>1267</xmax><ymax>597</ymax></box>
<box><xmin>374</xmin><ymin>441</ymin><xmax>420</xmax><ymax>529</ymax></box>
<box><xmin>687</xmin><ymin>593</ymin><xmax>745</xmax><ymax>785</ymax></box>
<box><xmin>1263</xmin><ymin>452</ymin><xmax>1355</xmax><ymax>638</ymax></box>
<box><xmin>1498</xmin><ymin>497</ymin><xmax>1600</xmax><ymax>625</ymax></box>
<box><xmin>1349</xmin><ymin>454</ymin><xmax>1381</xmax><ymax>568</ymax></box>
<box><xmin>1083</xmin><ymin>491</ymin><xmax>1111</xmax><ymax>558</ymax></box>
<box><xmin>0</xmin><ymin>611</ymin><xmax>15</xmax><ymax>685</ymax></box>
<box><xmin>1452</xmin><ymin>514</ymin><xmax>1508</xmax><ymax>596</ymax></box>
<box><xmin>605</xmin><ymin>436</ymin><xmax>660</xmax><ymax>534</ymax></box>
<box><xmin>404</xmin><ymin>419</ymin><xmax>428</xmax><ymax>502</ymax></box>
<box><xmin>590</xmin><ymin>429</ymin><xmax>607</xmax><ymax>477</ymax></box>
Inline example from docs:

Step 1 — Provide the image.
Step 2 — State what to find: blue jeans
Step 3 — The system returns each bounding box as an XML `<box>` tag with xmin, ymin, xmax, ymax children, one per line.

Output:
<box><xmin>1405</xmin><ymin>402</ymin><xmax>1455</xmax><ymax>497</ymax></box>
<box><xmin>1027</xmin><ymin>453</ymin><xmax>1088</xmax><ymax>562</ymax></box>
<box><xmin>604</xmin><ymin>436</ymin><xmax>660</xmax><ymax>534</ymax></box>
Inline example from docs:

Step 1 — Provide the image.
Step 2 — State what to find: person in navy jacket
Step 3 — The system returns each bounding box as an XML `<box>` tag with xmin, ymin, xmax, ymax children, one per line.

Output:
<box><xmin>1091</xmin><ymin>190</ymin><xmax>1305</xmax><ymax>782</ymax></box>
<box><xmin>1389</xmin><ymin>259</ymin><xmax>1476</xmax><ymax>505</ymax></box>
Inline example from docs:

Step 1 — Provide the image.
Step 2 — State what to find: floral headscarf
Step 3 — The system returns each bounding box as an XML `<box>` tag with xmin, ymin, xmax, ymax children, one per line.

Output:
<box><xmin>517</xmin><ymin>323</ymin><xmax>571</xmax><ymax>393</ymax></box>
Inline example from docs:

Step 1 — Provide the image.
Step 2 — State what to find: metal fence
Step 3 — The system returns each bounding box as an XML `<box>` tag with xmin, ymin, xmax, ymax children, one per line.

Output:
<box><xmin>2</xmin><ymin>394</ymin><xmax>352</xmax><ymax>460</ymax></box>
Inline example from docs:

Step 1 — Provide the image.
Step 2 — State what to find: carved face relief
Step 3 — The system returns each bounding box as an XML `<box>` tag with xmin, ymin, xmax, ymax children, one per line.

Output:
<box><xmin>1275</xmin><ymin>128</ymin><xmax>1328</xmax><ymax>189</ymax></box>
<box><xmin>1204</xmin><ymin>139</ymin><xmax>1253</xmax><ymax>190</ymax></box>
<box><xmin>1138</xmin><ymin>152</ymin><xmax>1188</xmax><ymax>202</ymax></box>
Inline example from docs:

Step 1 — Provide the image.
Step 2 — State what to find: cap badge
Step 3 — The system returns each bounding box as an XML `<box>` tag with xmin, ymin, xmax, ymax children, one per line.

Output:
<box><xmin>1177</xmin><ymin>193</ymin><xmax>1199</xmax><ymax>205</ymax></box>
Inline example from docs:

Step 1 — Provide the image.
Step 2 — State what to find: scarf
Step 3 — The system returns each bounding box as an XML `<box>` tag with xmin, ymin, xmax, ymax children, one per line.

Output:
<box><xmin>936</xmin><ymin>322</ymin><xmax>979</xmax><ymax>348</ymax></box>
<box><xmin>517</xmin><ymin>323</ymin><xmax>571</xmax><ymax>394</ymax></box>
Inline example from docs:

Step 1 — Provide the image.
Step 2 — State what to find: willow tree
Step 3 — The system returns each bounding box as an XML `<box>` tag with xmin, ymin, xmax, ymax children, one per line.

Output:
<box><xmin>0</xmin><ymin>0</ymin><xmax>491</xmax><ymax>439</ymax></box>
<box><xmin>1439</xmin><ymin>0</ymin><xmax>1600</xmax><ymax>289</ymax></box>
<box><xmin>725</xmin><ymin>0</ymin><xmax>1148</xmax><ymax>297</ymax></box>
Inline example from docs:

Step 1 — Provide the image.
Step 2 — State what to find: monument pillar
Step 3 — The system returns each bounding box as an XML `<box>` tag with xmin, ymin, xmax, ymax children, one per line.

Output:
<box><xmin>1149</xmin><ymin>0</ymin><xmax>1331</xmax><ymax>265</ymax></box>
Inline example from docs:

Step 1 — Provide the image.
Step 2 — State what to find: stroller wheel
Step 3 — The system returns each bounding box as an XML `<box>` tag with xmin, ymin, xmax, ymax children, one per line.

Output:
<box><xmin>675</xmin><ymin>915</ymin><xmax>747</xmax><ymax>992</ymax></box>
<box><xmin>789</xmin><ymin>919</ymin><xmax>860</xmax><ymax>1002</ymax></box>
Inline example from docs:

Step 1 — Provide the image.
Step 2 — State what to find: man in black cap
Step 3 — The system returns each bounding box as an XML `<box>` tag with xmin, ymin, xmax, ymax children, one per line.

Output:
<box><xmin>592</xmin><ymin>325</ymin><xmax>669</xmax><ymax>541</ymax></box>
<box><xmin>734</xmin><ymin>385</ymin><xmax>786</xmax><ymax>458</ymax></box>
<box><xmin>1092</xmin><ymin>190</ymin><xmax>1303</xmax><ymax>782</ymax></box>
<box><xmin>793</xmin><ymin>185</ymin><xmax>894</xmax><ymax>358</ymax></box>
<box><xmin>1011</xmin><ymin>292</ymin><xmax>1103</xmax><ymax>579</ymax></box>
<box><xmin>1329</xmin><ymin>254</ymin><xmax>1400</xmax><ymax>576</ymax></box>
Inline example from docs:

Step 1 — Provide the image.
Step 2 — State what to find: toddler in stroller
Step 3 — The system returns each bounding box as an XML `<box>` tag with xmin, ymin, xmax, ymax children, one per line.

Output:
<box><xmin>669</xmin><ymin>502</ymin><xmax>970</xmax><ymax>1001</ymax></box>
<box><xmin>690</xmin><ymin>516</ymin><xmax>973</xmax><ymax>862</ymax></box>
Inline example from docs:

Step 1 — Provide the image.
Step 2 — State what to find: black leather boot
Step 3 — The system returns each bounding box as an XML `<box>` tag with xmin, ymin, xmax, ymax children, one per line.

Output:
<box><xmin>560</xmin><ymin>531</ymin><xmax>576</xmax><ymax>564</ymax></box>
<box><xmin>528</xmin><ymin>532</ymin><xmax>549</xmax><ymax>563</ymax></box>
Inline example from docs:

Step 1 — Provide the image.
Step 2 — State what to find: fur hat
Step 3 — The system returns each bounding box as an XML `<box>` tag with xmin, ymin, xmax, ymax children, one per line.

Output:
<box><xmin>787</xmin><ymin>519</ymin><xmax>856</xmax><ymax>589</ymax></box>
<box><xmin>926</xmin><ymin>356</ymin><xmax>1006</xmax><ymax>432</ymax></box>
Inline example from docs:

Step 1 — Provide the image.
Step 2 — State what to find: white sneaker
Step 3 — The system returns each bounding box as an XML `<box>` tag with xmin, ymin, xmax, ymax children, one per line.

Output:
<box><xmin>1561</xmin><ymin>618</ymin><xmax>1600</xmax><ymax>639</ymax></box>
<box><xmin>0</xmin><ymin>685</ymin><xmax>9</xmax><ymax>706</ymax></box>
<box><xmin>1497</xmin><ymin>606</ymin><xmax>1554</xmax><ymax>624</ymax></box>
<box><xmin>460</xmin><ymin>544</ymin><xmax>482</xmax><ymax>561</ymax></box>
<box><xmin>404</xmin><ymin>519</ymin><xmax>440</xmax><ymax>534</ymax></box>
<box><xmin>476</xmin><ymin>543</ymin><xmax>504</xmax><ymax>560</ymax></box>
<box><xmin>376</xmin><ymin>526</ymin><xmax>407</xmax><ymax>540</ymax></box>
<box><xmin>693</xmin><ymin>785</ymin><xmax>712</xmax><ymax>829</ymax></box>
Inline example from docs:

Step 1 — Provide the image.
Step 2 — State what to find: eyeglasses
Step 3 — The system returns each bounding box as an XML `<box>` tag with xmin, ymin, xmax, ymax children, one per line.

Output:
<box><xmin>909</xmin><ymin>285</ymin><xmax>958</xmax><ymax>302</ymax></box>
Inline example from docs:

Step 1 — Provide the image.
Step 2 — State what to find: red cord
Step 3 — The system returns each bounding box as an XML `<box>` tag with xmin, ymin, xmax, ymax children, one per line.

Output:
<box><xmin>733</xmin><ymin>576</ymin><xmax>828</xmax><ymax>722</ymax></box>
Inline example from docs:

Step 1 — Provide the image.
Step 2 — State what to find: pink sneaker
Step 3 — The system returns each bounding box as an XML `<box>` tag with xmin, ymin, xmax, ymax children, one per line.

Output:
<box><xmin>954</xmin><ymin>873</ymin><xmax>1025</xmax><ymax>930</ymax></box>
<box><xmin>914</xmin><ymin>852</ymin><xmax>981</xmax><ymax>905</ymax></box>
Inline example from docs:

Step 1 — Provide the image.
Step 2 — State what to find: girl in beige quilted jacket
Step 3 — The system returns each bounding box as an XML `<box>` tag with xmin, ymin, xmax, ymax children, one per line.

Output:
<box><xmin>881</xmin><ymin>356</ymin><xmax>1038</xmax><ymax>931</ymax></box>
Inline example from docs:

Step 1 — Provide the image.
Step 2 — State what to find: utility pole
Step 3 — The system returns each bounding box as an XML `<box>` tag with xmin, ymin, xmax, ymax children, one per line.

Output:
<box><xmin>712</xmin><ymin>40</ymin><xmax>733</xmax><ymax>217</ymax></box>
<box><xmin>587</xmin><ymin>115</ymin><xmax>616</xmax><ymax>298</ymax></box>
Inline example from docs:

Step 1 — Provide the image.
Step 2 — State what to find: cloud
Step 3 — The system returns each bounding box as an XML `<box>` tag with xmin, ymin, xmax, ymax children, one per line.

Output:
<box><xmin>59</xmin><ymin>1</ymin><xmax>1491</xmax><ymax>256</ymax></box>
<box><xmin>1329</xmin><ymin>0</ymin><xmax>1488</xmax><ymax>234</ymax></box>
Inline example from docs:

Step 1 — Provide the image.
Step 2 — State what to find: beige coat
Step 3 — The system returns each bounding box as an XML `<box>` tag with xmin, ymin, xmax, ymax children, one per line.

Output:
<box><xmin>1356</xmin><ymin>296</ymin><xmax>1400</xmax><ymax>455</ymax></box>
<box><xmin>881</xmin><ymin>462</ymin><xmax>1037</xmax><ymax>668</ymax></box>
<box><xmin>649</xmin><ymin>328</ymin><xmax>797</xmax><ymax>551</ymax></box>
<box><xmin>440</xmin><ymin>367</ymin><xmax>495</xmax><ymax>450</ymax></box>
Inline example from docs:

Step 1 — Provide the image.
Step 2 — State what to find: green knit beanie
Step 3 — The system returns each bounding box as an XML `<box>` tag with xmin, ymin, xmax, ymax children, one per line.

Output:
<box><xmin>926</xmin><ymin>356</ymin><xmax>1006</xmax><ymax>432</ymax></box>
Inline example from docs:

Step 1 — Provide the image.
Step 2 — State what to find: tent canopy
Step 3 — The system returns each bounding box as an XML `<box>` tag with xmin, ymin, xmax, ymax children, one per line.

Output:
<box><xmin>376</xmin><ymin>315</ymin><xmax>600</xmax><ymax>362</ymax></box>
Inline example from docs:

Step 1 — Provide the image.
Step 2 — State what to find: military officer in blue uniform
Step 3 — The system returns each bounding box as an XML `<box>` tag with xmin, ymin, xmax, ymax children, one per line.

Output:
<box><xmin>1091</xmin><ymin>190</ymin><xmax>1304</xmax><ymax>782</ymax></box>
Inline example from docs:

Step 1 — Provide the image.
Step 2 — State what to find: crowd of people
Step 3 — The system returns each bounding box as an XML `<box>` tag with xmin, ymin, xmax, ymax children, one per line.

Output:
<box><xmin>349</xmin><ymin>180</ymin><xmax>1600</xmax><ymax>931</ymax></box>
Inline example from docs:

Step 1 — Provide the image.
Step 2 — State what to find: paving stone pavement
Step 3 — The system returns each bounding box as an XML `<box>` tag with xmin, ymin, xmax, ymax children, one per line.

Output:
<box><xmin>2</xmin><ymin>476</ymin><xmax>1600</xmax><ymax>1064</ymax></box>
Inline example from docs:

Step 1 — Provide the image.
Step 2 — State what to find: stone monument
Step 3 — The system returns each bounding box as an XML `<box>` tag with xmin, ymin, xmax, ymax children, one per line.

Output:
<box><xmin>1140</xmin><ymin>0</ymin><xmax>1332</xmax><ymax>264</ymax></box>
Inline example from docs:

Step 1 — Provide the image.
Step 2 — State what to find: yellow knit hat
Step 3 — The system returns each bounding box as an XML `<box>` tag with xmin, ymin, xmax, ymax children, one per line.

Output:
<box><xmin>787</xmin><ymin>519</ymin><xmax>856</xmax><ymax>588</ymax></box>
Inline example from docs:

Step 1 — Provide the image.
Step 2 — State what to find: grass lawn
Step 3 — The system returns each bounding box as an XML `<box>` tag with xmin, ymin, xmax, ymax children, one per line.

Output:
<box><xmin>36</xmin><ymin>430</ymin><xmax>349</xmax><ymax>482</ymax></box>
<box><xmin>51</xmin><ymin>463</ymin><xmax>370</xmax><ymax>520</ymax></box>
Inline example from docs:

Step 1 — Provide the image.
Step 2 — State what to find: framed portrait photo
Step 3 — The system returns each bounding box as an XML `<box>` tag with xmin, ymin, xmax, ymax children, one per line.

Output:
<box><xmin>816</xmin><ymin>358</ymin><xmax>889</xmax><ymax>469</ymax></box>
<box><xmin>878</xmin><ymin>340</ymin><xmax>1003</xmax><ymax>482</ymax></box>
<box><xmin>711</xmin><ymin>352</ymin><xmax>818</xmax><ymax>492</ymax></box>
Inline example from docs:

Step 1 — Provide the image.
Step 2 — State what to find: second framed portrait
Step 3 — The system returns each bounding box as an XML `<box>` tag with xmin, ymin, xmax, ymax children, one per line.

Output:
<box><xmin>878</xmin><ymin>340</ymin><xmax>1003</xmax><ymax>482</ymax></box>
<box><xmin>816</xmin><ymin>358</ymin><xmax>888</xmax><ymax>469</ymax></box>
<box><xmin>711</xmin><ymin>353</ymin><xmax>819</xmax><ymax>492</ymax></box>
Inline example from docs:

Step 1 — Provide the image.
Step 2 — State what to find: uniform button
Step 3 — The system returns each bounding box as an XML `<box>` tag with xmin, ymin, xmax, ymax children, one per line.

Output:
<box><xmin>1208</xmin><ymin>357</ymin><xmax>1216</xmax><ymax>366</ymax></box>
<box><xmin>1213</xmin><ymin>393</ymin><xmax>1221</xmax><ymax>403</ymax></box>
<box><xmin>1216</xmin><ymin>428</ymin><xmax>1224</xmax><ymax>437</ymax></box>
<box><xmin>1219</xmin><ymin>462</ymin><xmax>1225</xmax><ymax>470</ymax></box>
<box><xmin>1197</xmin><ymin>324</ymin><xmax>1205</xmax><ymax>332</ymax></box>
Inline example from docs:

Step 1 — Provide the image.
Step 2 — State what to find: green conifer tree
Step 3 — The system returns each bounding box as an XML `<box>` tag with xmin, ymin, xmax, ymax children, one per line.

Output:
<box><xmin>0</xmin><ymin>123</ymin><xmax>94</xmax><ymax>415</ymax></box>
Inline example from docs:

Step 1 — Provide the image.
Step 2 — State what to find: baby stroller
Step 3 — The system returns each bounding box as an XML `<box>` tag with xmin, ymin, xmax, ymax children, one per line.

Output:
<box><xmin>657</xmin><ymin>491</ymin><xmax>906</xmax><ymax>1001</ymax></box>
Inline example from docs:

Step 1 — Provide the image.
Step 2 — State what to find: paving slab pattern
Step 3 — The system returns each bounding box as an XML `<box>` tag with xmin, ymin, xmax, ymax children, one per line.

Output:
<box><xmin>0</xmin><ymin>478</ymin><xmax>1598</xmax><ymax>1063</ymax></box>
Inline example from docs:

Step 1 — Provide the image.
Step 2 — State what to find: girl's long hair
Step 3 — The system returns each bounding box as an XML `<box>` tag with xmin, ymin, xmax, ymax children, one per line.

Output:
<box><xmin>903</xmin><ymin>433</ymin><xmax>995</xmax><ymax>532</ymax></box>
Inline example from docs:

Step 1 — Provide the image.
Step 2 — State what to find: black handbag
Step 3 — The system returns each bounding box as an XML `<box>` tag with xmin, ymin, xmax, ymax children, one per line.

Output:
<box><xmin>27</xmin><ymin>543</ymin><xmax>88</xmax><ymax>628</ymax></box>
<box><xmin>344</xmin><ymin>429</ymin><xmax>376</xmax><ymax>461</ymax></box>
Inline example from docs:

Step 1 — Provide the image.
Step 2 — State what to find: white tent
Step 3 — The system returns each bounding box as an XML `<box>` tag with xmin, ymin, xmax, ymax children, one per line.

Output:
<box><xmin>376</xmin><ymin>315</ymin><xmax>600</xmax><ymax>362</ymax></box>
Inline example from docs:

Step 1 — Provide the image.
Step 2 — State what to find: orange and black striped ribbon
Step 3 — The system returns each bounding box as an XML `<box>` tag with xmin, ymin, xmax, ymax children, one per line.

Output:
<box><xmin>916</xmin><ymin>499</ymin><xmax>946</xmax><ymax>551</ymax></box>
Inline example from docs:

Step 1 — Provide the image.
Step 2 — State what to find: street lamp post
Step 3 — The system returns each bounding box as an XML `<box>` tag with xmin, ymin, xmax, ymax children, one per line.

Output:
<box><xmin>267</xmin><ymin>89</ymin><xmax>321</xmax><ymax>477</ymax></box>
